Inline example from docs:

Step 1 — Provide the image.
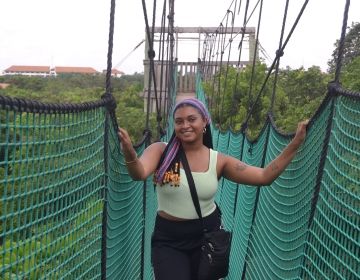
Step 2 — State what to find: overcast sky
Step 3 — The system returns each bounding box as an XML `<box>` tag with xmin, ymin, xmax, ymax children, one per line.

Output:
<box><xmin>0</xmin><ymin>0</ymin><xmax>359</xmax><ymax>74</ymax></box>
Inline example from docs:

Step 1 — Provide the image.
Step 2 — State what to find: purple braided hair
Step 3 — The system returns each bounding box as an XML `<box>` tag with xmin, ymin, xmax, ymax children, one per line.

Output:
<box><xmin>154</xmin><ymin>98</ymin><xmax>211</xmax><ymax>185</ymax></box>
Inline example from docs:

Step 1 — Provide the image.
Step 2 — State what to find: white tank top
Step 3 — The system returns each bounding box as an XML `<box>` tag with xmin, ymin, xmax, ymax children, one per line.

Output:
<box><xmin>156</xmin><ymin>149</ymin><xmax>218</xmax><ymax>219</ymax></box>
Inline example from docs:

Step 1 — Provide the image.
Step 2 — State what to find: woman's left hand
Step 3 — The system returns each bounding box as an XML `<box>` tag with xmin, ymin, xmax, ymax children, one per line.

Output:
<box><xmin>292</xmin><ymin>119</ymin><xmax>309</xmax><ymax>147</ymax></box>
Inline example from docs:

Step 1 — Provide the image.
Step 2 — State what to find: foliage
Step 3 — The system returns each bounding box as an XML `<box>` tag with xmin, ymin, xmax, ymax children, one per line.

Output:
<box><xmin>0</xmin><ymin>200</ymin><xmax>103</xmax><ymax>279</ymax></box>
<box><xmin>0</xmin><ymin>73</ymin><xmax>152</xmax><ymax>143</ymax></box>
<box><xmin>340</xmin><ymin>56</ymin><xmax>360</xmax><ymax>91</ymax></box>
<box><xmin>203</xmin><ymin>63</ymin><xmax>331</xmax><ymax>137</ymax></box>
<box><xmin>328</xmin><ymin>22</ymin><xmax>360</xmax><ymax>73</ymax></box>
<box><xmin>113</xmin><ymin>83</ymin><xmax>157</xmax><ymax>143</ymax></box>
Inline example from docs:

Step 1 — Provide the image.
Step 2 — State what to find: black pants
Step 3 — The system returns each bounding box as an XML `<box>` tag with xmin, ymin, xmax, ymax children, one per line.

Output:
<box><xmin>151</xmin><ymin>208</ymin><xmax>221</xmax><ymax>280</ymax></box>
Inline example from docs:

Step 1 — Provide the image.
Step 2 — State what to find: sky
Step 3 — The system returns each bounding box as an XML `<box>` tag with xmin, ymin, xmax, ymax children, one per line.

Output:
<box><xmin>0</xmin><ymin>0</ymin><xmax>359</xmax><ymax>74</ymax></box>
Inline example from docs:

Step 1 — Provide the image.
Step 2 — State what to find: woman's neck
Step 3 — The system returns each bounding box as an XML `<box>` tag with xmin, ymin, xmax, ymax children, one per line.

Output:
<box><xmin>181</xmin><ymin>140</ymin><xmax>206</xmax><ymax>153</ymax></box>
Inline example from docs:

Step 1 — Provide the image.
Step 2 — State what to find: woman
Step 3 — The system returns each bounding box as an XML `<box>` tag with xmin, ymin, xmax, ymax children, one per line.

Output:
<box><xmin>118</xmin><ymin>98</ymin><xmax>308</xmax><ymax>280</ymax></box>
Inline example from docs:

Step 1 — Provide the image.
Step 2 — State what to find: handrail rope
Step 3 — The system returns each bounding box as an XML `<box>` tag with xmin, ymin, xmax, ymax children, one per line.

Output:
<box><xmin>334</xmin><ymin>0</ymin><xmax>351</xmax><ymax>84</ymax></box>
<box><xmin>242</xmin><ymin>0</ymin><xmax>310</xmax><ymax>130</ymax></box>
<box><xmin>0</xmin><ymin>94</ymin><xmax>113</xmax><ymax>113</ymax></box>
<box><xmin>270</xmin><ymin>0</ymin><xmax>290</xmax><ymax>112</ymax></box>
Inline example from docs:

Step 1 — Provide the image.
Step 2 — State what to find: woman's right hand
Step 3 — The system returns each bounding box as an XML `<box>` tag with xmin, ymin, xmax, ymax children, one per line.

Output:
<box><xmin>118</xmin><ymin>127</ymin><xmax>137</xmax><ymax>160</ymax></box>
<box><xmin>117</xmin><ymin>127</ymin><xmax>165</xmax><ymax>181</ymax></box>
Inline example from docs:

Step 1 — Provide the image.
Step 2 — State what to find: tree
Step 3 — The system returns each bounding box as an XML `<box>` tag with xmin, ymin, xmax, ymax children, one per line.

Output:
<box><xmin>278</xmin><ymin>66</ymin><xmax>330</xmax><ymax>105</ymax></box>
<box><xmin>340</xmin><ymin>56</ymin><xmax>360</xmax><ymax>91</ymax></box>
<box><xmin>328</xmin><ymin>22</ymin><xmax>360</xmax><ymax>73</ymax></box>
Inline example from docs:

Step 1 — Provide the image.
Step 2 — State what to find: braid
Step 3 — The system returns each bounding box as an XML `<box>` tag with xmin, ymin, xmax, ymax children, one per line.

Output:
<box><xmin>154</xmin><ymin>132</ymin><xmax>181</xmax><ymax>186</ymax></box>
<box><xmin>154</xmin><ymin>98</ymin><xmax>212</xmax><ymax>186</ymax></box>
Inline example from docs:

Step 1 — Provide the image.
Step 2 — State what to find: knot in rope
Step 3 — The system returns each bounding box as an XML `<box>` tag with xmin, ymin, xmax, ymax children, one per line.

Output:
<box><xmin>148</xmin><ymin>49</ymin><xmax>156</xmax><ymax>59</ymax></box>
<box><xmin>102</xmin><ymin>93</ymin><xmax>117</xmax><ymax>111</ymax></box>
<box><xmin>327</xmin><ymin>81</ymin><xmax>341</xmax><ymax>96</ymax></box>
<box><xmin>276</xmin><ymin>49</ymin><xmax>284</xmax><ymax>57</ymax></box>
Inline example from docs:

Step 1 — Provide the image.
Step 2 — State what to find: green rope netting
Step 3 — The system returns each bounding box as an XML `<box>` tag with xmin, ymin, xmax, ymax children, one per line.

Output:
<box><xmin>1</xmin><ymin>108</ymin><xmax>106</xmax><ymax>279</ymax></box>
<box><xmin>1</xmin><ymin>73</ymin><xmax>359</xmax><ymax>280</ymax></box>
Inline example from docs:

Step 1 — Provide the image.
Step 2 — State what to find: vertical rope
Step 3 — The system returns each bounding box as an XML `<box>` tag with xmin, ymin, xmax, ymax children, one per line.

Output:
<box><xmin>105</xmin><ymin>0</ymin><xmax>116</xmax><ymax>95</ymax></box>
<box><xmin>334</xmin><ymin>0</ymin><xmax>351</xmax><ymax>83</ymax></box>
<box><xmin>242</xmin><ymin>0</ymin><xmax>310</xmax><ymax>127</ymax></box>
<box><xmin>101</xmin><ymin>1</ymin><xmax>116</xmax><ymax>279</ymax></box>
<box><xmin>241</xmin><ymin>119</ymin><xmax>271</xmax><ymax>280</ymax></box>
<box><xmin>101</xmin><ymin>111</ymin><xmax>110</xmax><ymax>280</ymax></box>
<box><xmin>246</xmin><ymin>0</ymin><xmax>263</xmax><ymax>116</ymax></box>
<box><xmin>142</xmin><ymin>0</ymin><xmax>158</xmax><ymax>130</ymax></box>
<box><xmin>270</xmin><ymin>0</ymin><xmax>289</xmax><ymax>112</ymax></box>
<box><xmin>230</xmin><ymin>0</ymin><xmax>250</xmax><ymax>127</ymax></box>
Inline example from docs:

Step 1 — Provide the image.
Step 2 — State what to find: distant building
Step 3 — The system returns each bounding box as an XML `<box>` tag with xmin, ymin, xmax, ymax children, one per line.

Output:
<box><xmin>54</xmin><ymin>66</ymin><xmax>98</xmax><ymax>75</ymax></box>
<box><xmin>1</xmin><ymin>65</ymin><xmax>111</xmax><ymax>77</ymax></box>
<box><xmin>102</xmin><ymin>68</ymin><xmax>125</xmax><ymax>78</ymax></box>
<box><xmin>3</xmin><ymin>65</ymin><xmax>52</xmax><ymax>77</ymax></box>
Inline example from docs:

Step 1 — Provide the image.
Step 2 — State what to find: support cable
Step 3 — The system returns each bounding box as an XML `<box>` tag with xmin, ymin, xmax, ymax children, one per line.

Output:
<box><xmin>142</xmin><ymin>0</ymin><xmax>159</xmax><ymax>131</ymax></box>
<box><xmin>334</xmin><ymin>0</ymin><xmax>351</xmax><ymax>83</ymax></box>
<box><xmin>270</xmin><ymin>0</ymin><xmax>290</xmax><ymax>112</ymax></box>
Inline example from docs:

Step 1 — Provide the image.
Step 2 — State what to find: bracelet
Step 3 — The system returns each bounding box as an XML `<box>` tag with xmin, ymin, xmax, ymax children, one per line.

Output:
<box><xmin>125</xmin><ymin>158</ymin><xmax>138</xmax><ymax>164</ymax></box>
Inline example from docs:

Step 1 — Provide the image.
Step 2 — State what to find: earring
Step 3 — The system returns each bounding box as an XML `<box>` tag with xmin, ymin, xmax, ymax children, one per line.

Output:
<box><xmin>203</xmin><ymin>127</ymin><xmax>207</xmax><ymax>133</ymax></box>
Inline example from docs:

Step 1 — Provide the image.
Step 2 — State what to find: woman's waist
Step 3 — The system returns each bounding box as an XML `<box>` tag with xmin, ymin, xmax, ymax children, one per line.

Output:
<box><xmin>154</xmin><ymin>207</ymin><xmax>221</xmax><ymax>238</ymax></box>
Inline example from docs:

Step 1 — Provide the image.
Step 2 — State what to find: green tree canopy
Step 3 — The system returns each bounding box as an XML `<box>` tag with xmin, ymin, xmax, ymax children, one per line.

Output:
<box><xmin>328</xmin><ymin>22</ymin><xmax>360</xmax><ymax>73</ymax></box>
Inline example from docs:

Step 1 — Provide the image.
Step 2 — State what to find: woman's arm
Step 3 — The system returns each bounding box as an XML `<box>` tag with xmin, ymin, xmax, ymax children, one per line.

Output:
<box><xmin>118</xmin><ymin>128</ymin><xmax>165</xmax><ymax>180</ymax></box>
<box><xmin>220</xmin><ymin>120</ymin><xmax>309</xmax><ymax>186</ymax></box>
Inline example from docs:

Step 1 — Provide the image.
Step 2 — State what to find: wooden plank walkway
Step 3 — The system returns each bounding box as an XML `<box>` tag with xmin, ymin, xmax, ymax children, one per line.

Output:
<box><xmin>176</xmin><ymin>92</ymin><xmax>195</xmax><ymax>103</ymax></box>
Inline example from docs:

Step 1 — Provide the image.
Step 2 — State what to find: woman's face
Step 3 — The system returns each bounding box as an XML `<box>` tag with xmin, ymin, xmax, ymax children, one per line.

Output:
<box><xmin>174</xmin><ymin>105</ymin><xmax>207</xmax><ymax>143</ymax></box>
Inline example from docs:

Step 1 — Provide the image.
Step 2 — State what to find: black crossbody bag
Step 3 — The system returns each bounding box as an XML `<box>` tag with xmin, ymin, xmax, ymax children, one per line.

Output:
<box><xmin>180</xmin><ymin>149</ymin><xmax>232</xmax><ymax>280</ymax></box>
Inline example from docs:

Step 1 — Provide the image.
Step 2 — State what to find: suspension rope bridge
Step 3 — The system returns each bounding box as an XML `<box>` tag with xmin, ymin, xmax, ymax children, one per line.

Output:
<box><xmin>1</xmin><ymin>0</ymin><xmax>359</xmax><ymax>280</ymax></box>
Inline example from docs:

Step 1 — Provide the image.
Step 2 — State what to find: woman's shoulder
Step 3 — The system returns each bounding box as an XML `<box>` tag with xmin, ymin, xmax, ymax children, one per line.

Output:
<box><xmin>214</xmin><ymin>150</ymin><xmax>227</xmax><ymax>167</ymax></box>
<box><xmin>147</xmin><ymin>141</ymin><xmax>167</xmax><ymax>152</ymax></box>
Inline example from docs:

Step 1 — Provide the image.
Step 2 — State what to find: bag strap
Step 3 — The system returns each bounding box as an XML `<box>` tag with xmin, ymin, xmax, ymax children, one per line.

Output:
<box><xmin>180</xmin><ymin>148</ymin><xmax>203</xmax><ymax>222</ymax></box>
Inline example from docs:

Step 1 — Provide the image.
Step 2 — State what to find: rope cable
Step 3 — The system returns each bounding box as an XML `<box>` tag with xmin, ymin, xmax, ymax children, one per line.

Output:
<box><xmin>141</xmin><ymin>0</ymin><xmax>159</xmax><ymax>130</ymax></box>
<box><xmin>231</xmin><ymin>0</ymin><xmax>250</xmax><ymax>128</ymax></box>
<box><xmin>335</xmin><ymin>0</ymin><xmax>351</xmax><ymax>83</ymax></box>
<box><xmin>246</xmin><ymin>0</ymin><xmax>264</xmax><ymax>117</ymax></box>
<box><xmin>270</xmin><ymin>0</ymin><xmax>290</xmax><ymax>112</ymax></box>
<box><xmin>220</xmin><ymin>10</ymin><xmax>236</xmax><ymax>125</ymax></box>
<box><xmin>242</xmin><ymin>0</ymin><xmax>310</xmax><ymax>128</ymax></box>
<box><xmin>155</xmin><ymin>0</ymin><xmax>169</xmax><ymax>138</ymax></box>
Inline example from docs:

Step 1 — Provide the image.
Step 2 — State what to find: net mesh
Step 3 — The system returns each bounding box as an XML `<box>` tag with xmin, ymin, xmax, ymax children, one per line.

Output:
<box><xmin>0</xmin><ymin>108</ymin><xmax>105</xmax><ymax>279</ymax></box>
<box><xmin>0</xmin><ymin>76</ymin><xmax>359</xmax><ymax>280</ymax></box>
